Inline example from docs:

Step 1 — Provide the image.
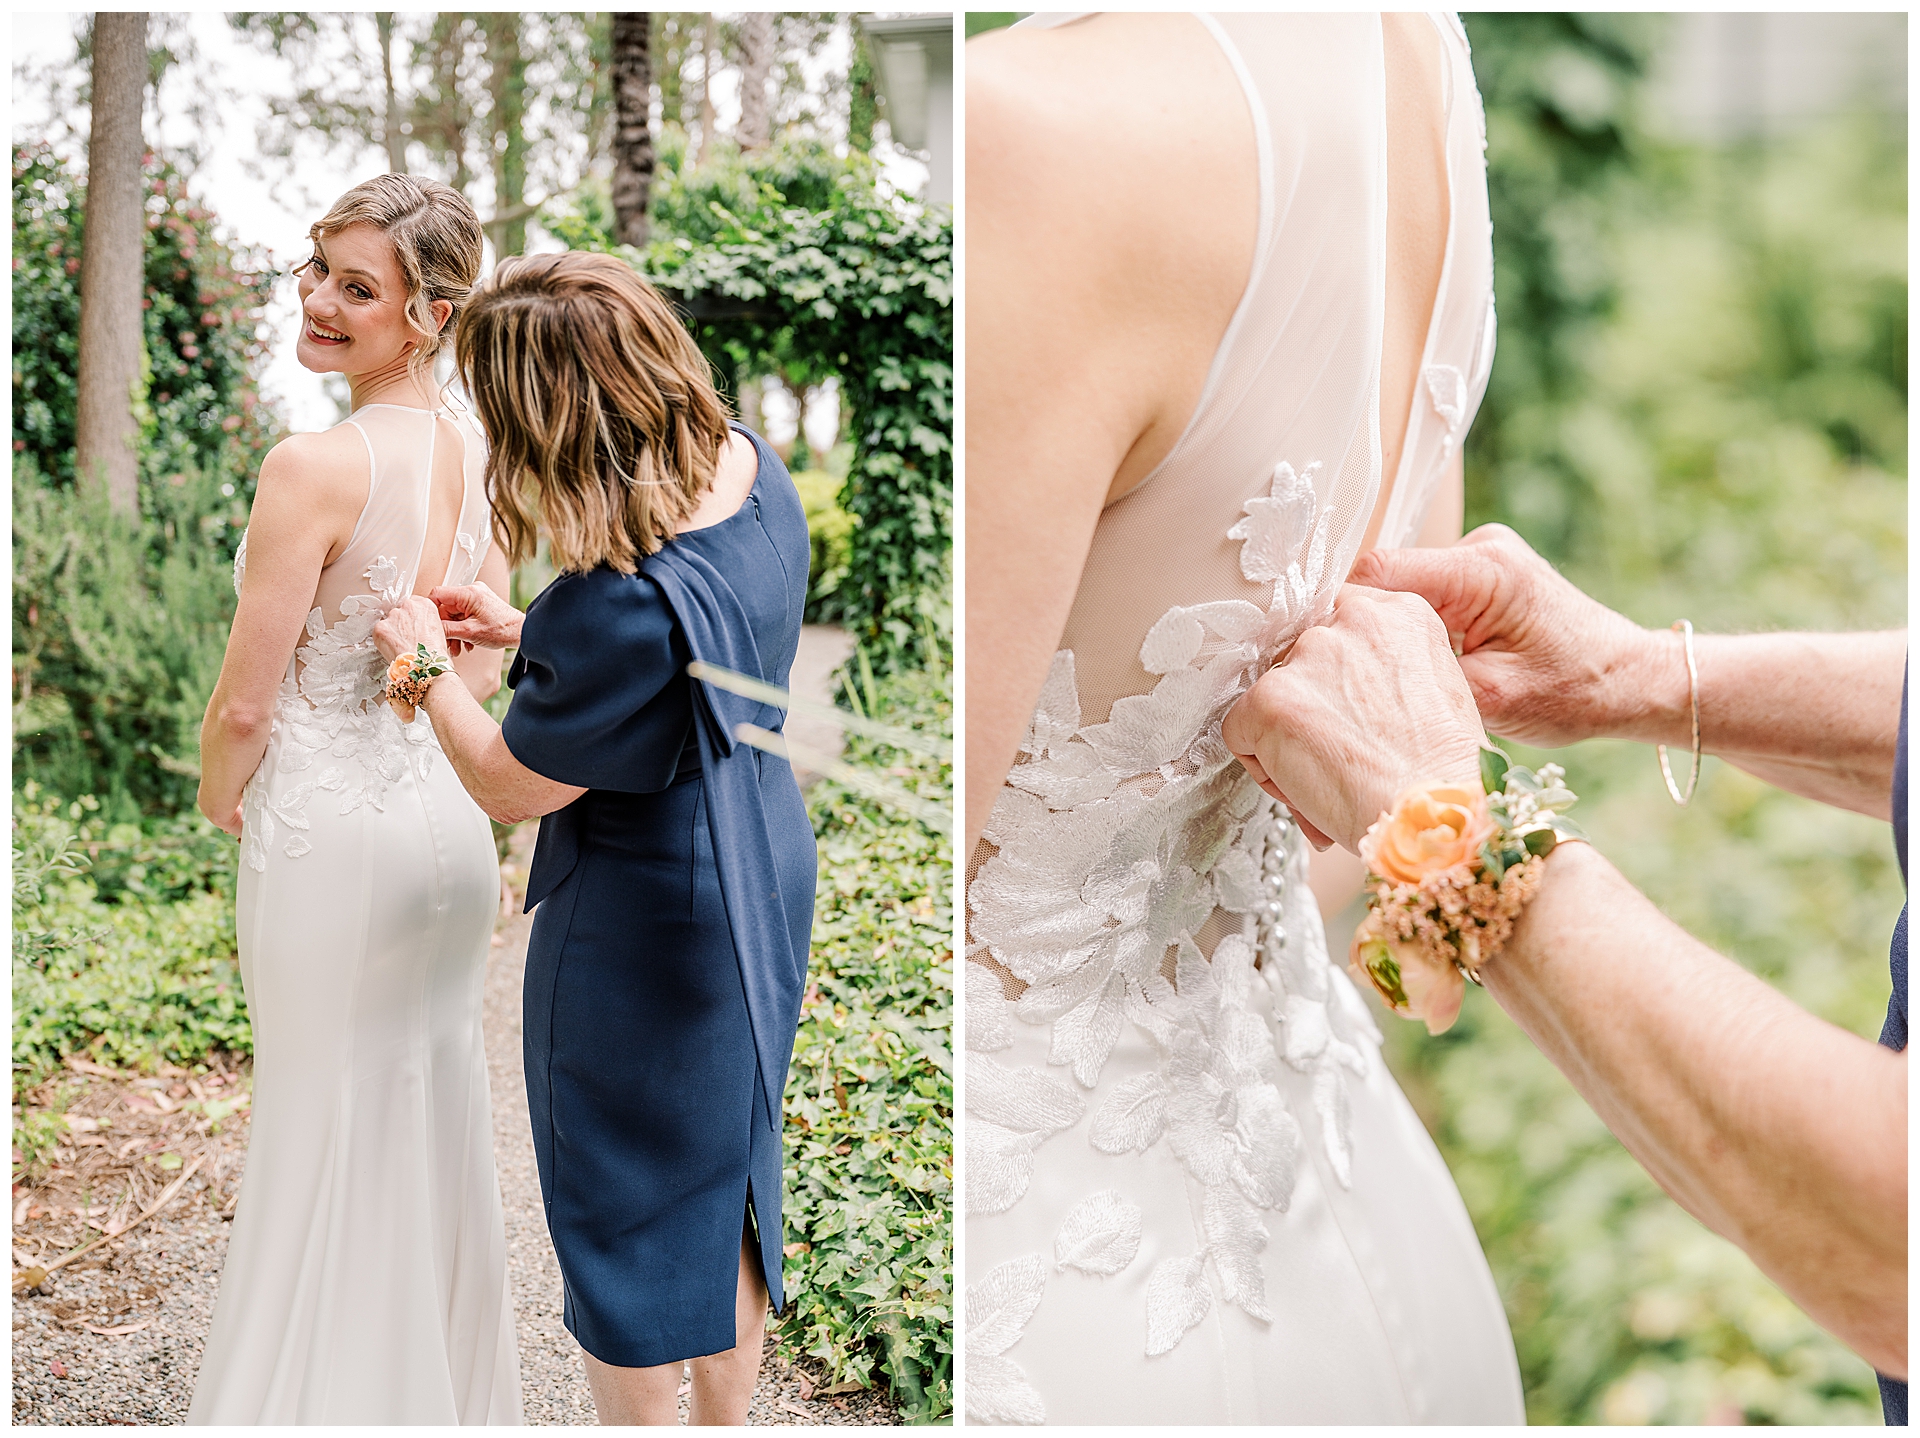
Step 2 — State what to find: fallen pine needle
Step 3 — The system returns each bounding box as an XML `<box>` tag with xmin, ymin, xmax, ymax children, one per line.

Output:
<box><xmin>12</xmin><ymin>1154</ymin><xmax>206</xmax><ymax>1294</ymax></box>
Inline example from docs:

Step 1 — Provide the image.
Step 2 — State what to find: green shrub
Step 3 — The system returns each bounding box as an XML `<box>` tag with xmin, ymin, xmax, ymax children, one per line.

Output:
<box><xmin>549</xmin><ymin>136</ymin><xmax>953</xmax><ymax>671</ymax></box>
<box><xmin>12</xmin><ymin>142</ymin><xmax>278</xmax><ymax>527</ymax></box>
<box><xmin>12</xmin><ymin>791</ymin><xmax>248</xmax><ymax>1100</ymax></box>
<box><xmin>13</xmin><ymin>459</ymin><xmax>242</xmax><ymax>819</ymax></box>
<box><xmin>781</xmin><ymin>661</ymin><xmax>953</xmax><ymax>1423</ymax></box>
<box><xmin>12</xmin><ymin>141</ymin><xmax>282</xmax><ymax>816</ymax></box>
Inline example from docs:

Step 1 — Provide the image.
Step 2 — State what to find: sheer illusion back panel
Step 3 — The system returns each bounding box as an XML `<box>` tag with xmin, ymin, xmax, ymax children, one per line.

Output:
<box><xmin>1376</xmin><ymin>14</ymin><xmax>1495</xmax><ymax>548</ymax></box>
<box><xmin>1057</xmin><ymin>12</ymin><xmax>1491</xmax><ymax>731</ymax></box>
<box><xmin>315</xmin><ymin>404</ymin><xmax>492</xmax><ymax>628</ymax></box>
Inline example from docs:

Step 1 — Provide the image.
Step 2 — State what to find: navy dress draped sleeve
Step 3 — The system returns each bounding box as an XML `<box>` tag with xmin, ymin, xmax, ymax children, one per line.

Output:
<box><xmin>1877</xmin><ymin>669</ymin><xmax>1906</xmax><ymax>1426</ymax></box>
<box><xmin>498</xmin><ymin>424</ymin><xmax>816</xmax><ymax>1368</ymax></box>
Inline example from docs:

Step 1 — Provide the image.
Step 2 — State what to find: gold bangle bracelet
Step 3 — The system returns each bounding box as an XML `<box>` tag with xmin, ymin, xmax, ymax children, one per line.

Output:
<box><xmin>1656</xmin><ymin>619</ymin><xmax>1701</xmax><ymax>806</ymax></box>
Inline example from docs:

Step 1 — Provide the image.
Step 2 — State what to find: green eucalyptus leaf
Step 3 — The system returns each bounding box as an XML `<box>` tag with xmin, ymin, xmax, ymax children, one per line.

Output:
<box><xmin>1480</xmin><ymin>745</ymin><xmax>1511</xmax><ymax>794</ymax></box>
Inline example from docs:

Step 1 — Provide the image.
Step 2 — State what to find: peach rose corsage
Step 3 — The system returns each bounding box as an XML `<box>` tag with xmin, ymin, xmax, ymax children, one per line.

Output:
<box><xmin>1348</xmin><ymin>751</ymin><xmax>1582</xmax><ymax>1035</ymax></box>
<box><xmin>384</xmin><ymin>642</ymin><xmax>453</xmax><ymax>710</ymax></box>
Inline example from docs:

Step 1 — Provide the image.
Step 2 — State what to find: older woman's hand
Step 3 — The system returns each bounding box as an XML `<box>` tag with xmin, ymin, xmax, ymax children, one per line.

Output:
<box><xmin>1347</xmin><ymin>524</ymin><xmax>1654</xmax><ymax>748</ymax></box>
<box><xmin>372</xmin><ymin>594</ymin><xmax>451</xmax><ymax>664</ymax></box>
<box><xmin>1221</xmin><ymin>586</ymin><xmax>1487</xmax><ymax>853</ymax></box>
<box><xmin>372</xmin><ymin>596</ymin><xmax>453</xmax><ymax>724</ymax></box>
<box><xmin>429</xmin><ymin>582</ymin><xmax>523</xmax><ymax>653</ymax></box>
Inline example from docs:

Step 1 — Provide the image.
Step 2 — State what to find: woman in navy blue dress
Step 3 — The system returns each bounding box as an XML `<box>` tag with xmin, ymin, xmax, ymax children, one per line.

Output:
<box><xmin>370</xmin><ymin>251</ymin><xmax>814</xmax><ymax>1425</ymax></box>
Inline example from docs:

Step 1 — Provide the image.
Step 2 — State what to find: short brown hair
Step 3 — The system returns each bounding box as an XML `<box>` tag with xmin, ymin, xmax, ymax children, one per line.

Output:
<box><xmin>455</xmin><ymin>251</ymin><xmax>733</xmax><ymax>573</ymax></box>
<box><xmin>298</xmin><ymin>174</ymin><xmax>483</xmax><ymax>381</ymax></box>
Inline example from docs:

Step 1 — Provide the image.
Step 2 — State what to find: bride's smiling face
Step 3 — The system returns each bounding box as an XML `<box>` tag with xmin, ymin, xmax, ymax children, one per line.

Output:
<box><xmin>293</xmin><ymin>223</ymin><xmax>416</xmax><ymax>376</ymax></box>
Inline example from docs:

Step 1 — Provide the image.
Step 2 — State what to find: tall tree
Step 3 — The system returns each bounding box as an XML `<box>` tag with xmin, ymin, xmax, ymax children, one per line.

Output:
<box><xmin>610</xmin><ymin>13</ymin><xmax>656</xmax><ymax>248</ymax></box>
<box><xmin>848</xmin><ymin>25</ymin><xmax>879</xmax><ymax>154</ymax></box>
<box><xmin>74</xmin><ymin>11</ymin><xmax>148</xmax><ymax>516</ymax></box>
<box><xmin>653</xmin><ymin>12</ymin><xmax>702</xmax><ymax>131</ymax></box>
<box><xmin>234</xmin><ymin>13</ymin><xmax>597</xmax><ymax>247</ymax></box>
<box><xmin>694</xmin><ymin>14</ymin><xmax>718</xmax><ymax>165</ymax></box>
<box><xmin>736</xmin><ymin>12</ymin><xmax>773</xmax><ymax>150</ymax></box>
<box><xmin>375</xmin><ymin>12</ymin><xmax>406</xmax><ymax>172</ymax></box>
<box><xmin>483</xmin><ymin>14</ymin><xmax>529</xmax><ymax>255</ymax></box>
<box><xmin>416</xmin><ymin>14</ymin><xmax>478</xmax><ymax>195</ymax></box>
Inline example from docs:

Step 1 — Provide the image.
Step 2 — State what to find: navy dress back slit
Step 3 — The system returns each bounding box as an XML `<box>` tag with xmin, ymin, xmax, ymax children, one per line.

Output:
<box><xmin>501</xmin><ymin>424</ymin><xmax>816</xmax><ymax>1368</ymax></box>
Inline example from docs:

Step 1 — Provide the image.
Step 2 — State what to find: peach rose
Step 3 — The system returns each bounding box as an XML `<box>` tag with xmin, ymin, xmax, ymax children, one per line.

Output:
<box><xmin>1358</xmin><ymin>783</ymin><xmax>1493</xmax><ymax>887</ymax></box>
<box><xmin>1348</xmin><ymin>916</ymin><xmax>1466</xmax><ymax>1037</ymax></box>
<box><xmin>386</xmin><ymin>654</ymin><xmax>415</xmax><ymax>687</ymax></box>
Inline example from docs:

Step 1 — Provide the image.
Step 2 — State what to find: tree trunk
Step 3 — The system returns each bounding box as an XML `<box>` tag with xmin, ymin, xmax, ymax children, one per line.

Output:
<box><xmin>420</xmin><ymin>15</ymin><xmax>474</xmax><ymax>196</ymax></box>
<box><xmin>735</xmin><ymin>367</ymin><xmax>763</xmax><ymax>432</ymax></box>
<box><xmin>736</xmin><ymin>11</ymin><xmax>773</xmax><ymax>150</ymax></box>
<box><xmin>75</xmin><ymin>11</ymin><xmax>148</xmax><ymax>517</ymax></box>
<box><xmin>484</xmin><ymin>15</ymin><xmax>528</xmax><ymax>255</ymax></box>
<box><xmin>782</xmin><ymin>376</ymin><xmax>815</xmax><ymax>471</ymax></box>
<box><xmin>848</xmin><ymin>25</ymin><xmax>879</xmax><ymax>155</ymax></box>
<box><xmin>610</xmin><ymin>13</ymin><xmax>655</xmax><ymax>249</ymax></box>
<box><xmin>695</xmin><ymin>14</ymin><xmax>716</xmax><ymax>166</ymax></box>
<box><xmin>376</xmin><ymin>13</ymin><xmax>405</xmax><ymax>172</ymax></box>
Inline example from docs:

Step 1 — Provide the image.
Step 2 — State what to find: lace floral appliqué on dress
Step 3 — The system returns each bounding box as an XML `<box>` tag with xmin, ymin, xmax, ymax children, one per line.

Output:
<box><xmin>235</xmin><ymin>544</ymin><xmax>441</xmax><ymax>873</ymax></box>
<box><xmin>967</xmin><ymin>460</ymin><xmax>1388</xmax><ymax>1398</ymax></box>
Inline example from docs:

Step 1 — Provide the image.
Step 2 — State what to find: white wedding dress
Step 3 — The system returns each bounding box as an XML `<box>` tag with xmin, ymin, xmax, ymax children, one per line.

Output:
<box><xmin>189</xmin><ymin>403</ymin><xmax>522</xmax><ymax>1424</ymax></box>
<box><xmin>966</xmin><ymin>14</ymin><xmax>1525</xmax><ymax>1425</ymax></box>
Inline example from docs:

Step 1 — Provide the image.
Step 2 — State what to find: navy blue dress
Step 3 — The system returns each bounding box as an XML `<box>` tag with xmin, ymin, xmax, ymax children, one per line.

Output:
<box><xmin>501</xmin><ymin>425</ymin><xmax>815</xmax><ymax>1369</ymax></box>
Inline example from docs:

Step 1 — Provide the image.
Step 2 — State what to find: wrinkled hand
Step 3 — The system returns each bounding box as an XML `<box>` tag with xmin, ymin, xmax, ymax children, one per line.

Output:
<box><xmin>372</xmin><ymin>596</ymin><xmax>452</xmax><ymax>724</ymax></box>
<box><xmin>429</xmin><ymin>582</ymin><xmax>523</xmax><ymax>653</ymax></box>
<box><xmin>1221</xmin><ymin>586</ymin><xmax>1486</xmax><ymax>853</ymax></box>
<box><xmin>372</xmin><ymin>594</ymin><xmax>449</xmax><ymax>664</ymax></box>
<box><xmin>1346</xmin><ymin>524</ymin><xmax>1652</xmax><ymax>748</ymax></box>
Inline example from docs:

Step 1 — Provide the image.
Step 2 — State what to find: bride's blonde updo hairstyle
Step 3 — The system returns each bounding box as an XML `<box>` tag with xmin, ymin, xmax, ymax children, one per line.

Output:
<box><xmin>454</xmin><ymin>250</ymin><xmax>732</xmax><ymax>573</ymax></box>
<box><xmin>297</xmin><ymin>174</ymin><xmax>484</xmax><ymax>380</ymax></box>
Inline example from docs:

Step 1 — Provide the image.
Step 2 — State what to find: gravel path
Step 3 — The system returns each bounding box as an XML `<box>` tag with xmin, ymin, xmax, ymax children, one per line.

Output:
<box><xmin>785</xmin><ymin>624</ymin><xmax>857</xmax><ymax>785</ymax></box>
<box><xmin>11</xmin><ymin>1067</ymin><xmax>247</xmax><ymax>1425</ymax></box>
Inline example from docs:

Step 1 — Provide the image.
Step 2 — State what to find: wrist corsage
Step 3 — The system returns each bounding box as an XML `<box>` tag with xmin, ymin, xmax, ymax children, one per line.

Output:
<box><xmin>1349</xmin><ymin>747</ymin><xmax>1583</xmax><ymax>1035</ymax></box>
<box><xmin>384</xmin><ymin>642</ymin><xmax>453</xmax><ymax>709</ymax></box>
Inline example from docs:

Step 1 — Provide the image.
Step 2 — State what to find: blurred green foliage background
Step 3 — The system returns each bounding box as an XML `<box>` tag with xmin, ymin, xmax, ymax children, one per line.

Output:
<box><xmin>1373</xmin><ymin>14</ymin><xmax>1907</xmax><ymax>1425</ymax></box>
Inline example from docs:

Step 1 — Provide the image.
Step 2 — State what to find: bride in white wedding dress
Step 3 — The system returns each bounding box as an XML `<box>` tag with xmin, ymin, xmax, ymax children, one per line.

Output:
<box><xmin>966</xmin><ymin>14</ymin><xmax>1524</xmax><ymax>1424</ymax></box>
<box><xmin>192</xmin><ymin>177</ymin><xmax>520</xmax><ymax>1423</ymax></box>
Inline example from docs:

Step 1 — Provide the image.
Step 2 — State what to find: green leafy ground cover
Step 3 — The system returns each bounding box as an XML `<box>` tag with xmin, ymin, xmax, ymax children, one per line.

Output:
<box><xmin>12</xmin><ymin>789</ymin><xmax>246</xmax><ymax>1111</ymax></box>
<box><xmin>779</xmin><ymin>661</ymin><xmax>954</xmax><ymax>1423</ymax></box>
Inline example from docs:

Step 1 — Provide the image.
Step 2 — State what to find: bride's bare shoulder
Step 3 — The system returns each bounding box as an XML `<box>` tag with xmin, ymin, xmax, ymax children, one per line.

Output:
<box><xmin>970</xmin><ymin>17</ymin><xmax>1244</xmax><ymax>158</ymax></box>
<box><xmin>969</xmin><ymin>21</ymin><xmax>1163</xmax><ymax>196</ymax></box>
<box><xmin>969</xmin><ymin>18</ymin><xmax>1253</xmax><ymax>270</ymax></box>
<box><xmin>258</xmin><ymin>423</ymin><xmax>369</xmax><ymax>492</ymax></box>
<box><xmin>249</xmin><ymin>423</ymin><xmax>372</xmax><ymax>535</ymax></box>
